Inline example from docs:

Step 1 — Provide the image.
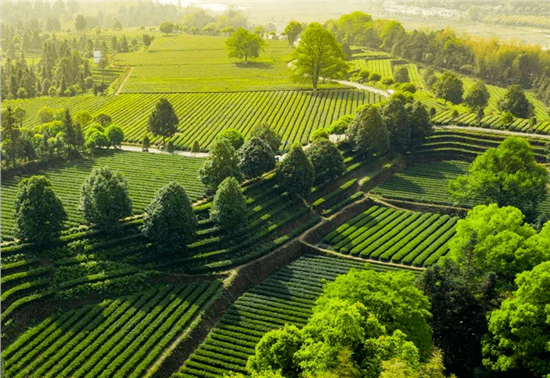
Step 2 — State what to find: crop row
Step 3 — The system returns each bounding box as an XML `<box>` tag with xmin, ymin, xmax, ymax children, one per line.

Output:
<box><xmin>2</xmin><ymin>89</ymin><xmax>380</xmax><ymax>151</ymax></box>
<box><xmin>322</xmin><ymin>205</ymin><xmax>458</xmax><ymax>266</ymax></box>
<box><xmin>2</xmin><ymin>281</ymin><xmax>222</xmax><ymax>378</ymax></box>
<box><xmin>365</xmin><ymin>59</ymin><xmax>394</xmax><ymax>78</ymax></box>
<box><xmin>1</xmin><ymin>150</ymin><xmax>206</xmax><ymax>240</ymax></box>
<box><xmin>174</xmin><ymin>254</ymin><xmax>418</xmax><ymax>378</ymax></box>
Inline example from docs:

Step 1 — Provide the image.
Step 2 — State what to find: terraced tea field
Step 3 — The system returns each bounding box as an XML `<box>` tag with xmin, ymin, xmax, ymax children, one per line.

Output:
<box><xmin>2</xmin><ymin>281</ymin><xmax>222</xmax><ymax>378</ymax></box>
<box><xmin>321</xmin><ymin>205</ymin><xmax>458</xmax><ymax>266</ymax></box>
<box><xmin>174</xmin><ymin>254</ymin><xmax>418</xmax><ymax>377</ymax></box>
<box><xmin>1</xmin><ymin>151</ymin><xmax>205</xmax><ymax>240</ymax></box>
<box><xmin>2</xmin><ymin>88</ymin><xmax>378</xmax><ymax>151</ymax></box>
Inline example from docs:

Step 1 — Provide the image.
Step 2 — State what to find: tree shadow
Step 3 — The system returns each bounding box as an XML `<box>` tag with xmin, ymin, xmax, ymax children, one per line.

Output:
<box><xmin>234</xmin><ymin>61</ymin><xmax>274</xmax><ymax>69</ymax></box>
<box><xmin>383</xmin><ymin>175</ymin><xmax>426</xmax><ymax>195</ymax></box>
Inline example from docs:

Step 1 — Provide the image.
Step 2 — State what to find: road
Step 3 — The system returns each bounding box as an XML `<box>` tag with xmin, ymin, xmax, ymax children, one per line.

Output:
<box><xmin>333</xmin><ymin>80</ymin><xmax>391</xmax><ymax>98</ymax></box>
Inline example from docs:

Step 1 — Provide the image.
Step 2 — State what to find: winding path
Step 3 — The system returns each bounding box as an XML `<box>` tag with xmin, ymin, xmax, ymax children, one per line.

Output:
<box><xmin>333</xmin><ymin>80</ymin><xmax>391</xmax><ymax>98</ymax></box>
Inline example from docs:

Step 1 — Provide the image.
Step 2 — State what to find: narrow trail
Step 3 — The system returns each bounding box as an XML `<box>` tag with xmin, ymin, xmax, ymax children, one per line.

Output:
<box><xmin>114</xmin><ymin>66</ymin><xmax>134</xmax><ymax>96</ymax></box>
<box><xmin>334</xmin><ymin>80</ymin><xmax>391</xmax><ymax>98</ymax></box>
<box><xmin>437</xmin><ymin>125</ymin><xmax>550</xmax><ymax>140</ymax></box>
<box><xmin>119</xmin><ymin>144</ymin><xmax>209</xmax><ymax>158</ymax></box>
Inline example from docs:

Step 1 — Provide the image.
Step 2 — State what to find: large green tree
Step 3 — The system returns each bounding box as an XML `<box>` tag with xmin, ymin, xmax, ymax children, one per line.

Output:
<box><xmin>464</xmin><ymin>80</ymin><xmax>490</xmax><ymax>110</ymax></box>
<box><xmin>407</xmin><ymin>102</ymin><xmax>433</xmax><ymax>150</ymax></box>
<box><xmin>210</xmin><ymin>176</ymin><xmax>248</xmax><ymax>233</ymax></box>
<box><xmin>447</xmin><ymin>204</ymin><xmax>550</xmax><ymax>284</ymax></box>
<box><xmin>216</xmin><ymin>128</ymin><xmax>245</xmax><ymax>151</ymax></box>
<box><xmin>448</xmin><ymin>137</ymin><xmax>549</xmax><ymax>219</ymax></box>
<box><xmin>225</xmin><ymin>28</ymin><xmax>265</xmax><ymax>63</ymax></box>
<box><xmin>79</xmin><ymin>166</ymin><xmax>133</xmax><ymax>231</ymax></box>
<box><xmin>346</xmin><ymin>105</ymin><xmax>389</xmax><ymax>156</ymax></box>
<box><xmin>199</xmin><ymin>139</ymin><xmax>243</xmax><ymax>189</ymax></box>
<box><xmin>277</xmin><ymin>142</ymin><xmax>314</xmax><ymax>198</ymax></box>
<box><xmin>237</xmin><ymin>137</ymin><xmax>276</xmax><ymax>179</ymax></box>
<box><xmin>105</xmin><ymin>125</ymin><xmax>124</xmax><ymax>148</ymax></box>
<box><xmin>141</xmin><ymin>182</ymin><xmax>197</xmax><ymax>252</ymax></box>
<box><xmin>147</xmin><ymin>98</ymin><xmax>179</xmax><ymax>147</ymax></box>
<box><xmin>284</xmin><ymin>21</ymin><xmax>303</xmax><ymax>46</ymax></box>
<box><xmin>434</xmin><ymin>72</ymin><xmax>463</xmax><ymax>105</ymax></box>
<box><xmin>1</xmin><ymin>107</ymin><xmax>22</xmax><ymax>168</ymax></box>
<box><xmin>305</xmin><ymin>139</ymin><xmax>344</xmax><ymax>185</ymax></box>
<box><xmin>15</xmin><ymin>176</ymin><xmax>66</xmax><ymax>243</ymax></box>
<box><xmin>291</xmin><ymin>23</ymin><xmax>348</xmax><ymax>90</ymax></box>
<box><xmin>497</xmin><ymin>84</ymin><xmax>534</xmax><ymax>118</ymax></box>
<box><xmin>382</xmin><ymin>95</ymin><xmax>411</xmax><ymax>153</ymax></box>
<box><xmin>482</xmin><ymin>261</ymin><xmax>550</xmax><ymax>377</ymax></box>
<box><xmin>251</xmin><ymin>123</ymin><xmax>282</xmax><ymax>154</ymax></box>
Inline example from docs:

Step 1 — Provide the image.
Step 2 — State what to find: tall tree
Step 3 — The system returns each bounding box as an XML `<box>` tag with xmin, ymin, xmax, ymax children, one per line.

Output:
<box><xmin>434</xmin><ymin>72</ymin><xmax>463</xmax><ymax>105</ymax></box>
<box><xmin>497</xmin><ymin>84</ymin><xmax>534</xmax><ymax>118</ymax></box>
<box><xmin>1</xmin><ymin>107</ymin><xmax>22</xmax><ymax>168</ymax></box>
<box><xmin>408</xmin><ymin>102</ymin><xmax>433</xmax><ymax>150</ymax></box>
<box><xmin>237</xmin><ymin>137</ymin><xmax>276</xmax><ymax>179</ymax></box>
<box><xmin>210</xmin><ymin>176</ymin><xmax>248</xmax><ymax>234</ymax></box>
<box><xmin>251</xmin><ymin>123</ymin><xmax>282</xmax><ymax>154</ymax></box>
<box><xmin>74</xmin><ymin>15</ymin><xmax>86</xmax><ymax>33</ymax></box>
<box><xmin>79</xmin><ymin>166</ymin><xmax>133</xmax><ymax>231</ymax></box>
<box><xmin>277</xmin><ymin>142</ymin><xmax>314</xmax><ymax>198</ymax></box>
<box><xmin>448</xmin><ymin>137</ymin><xmax>549</xmax><ymax>220</ymax></box>
<box><xmin>291</xmin><ymin>23</ymin><xmax>348</xmax><ymax>90</ymax></box>
<box><xmin>15</xmin><ymin>176</ymin><xmax>67</xmax><ymax>243</ymax></box>
<box><xmin>464</xmin><ymin>80</ymin><xmax>490</xmax><ymax>110</ymax></box>
<box><xmin>346</xmin><ymin>105</ymin><xmax>389</xmax><ymax>156</ymax></box>
<box><xmin>199</xmin><ymin>139</ymin><xmax>243</xmax><ymax>189</ymax></box>
<box><xmin>147</xmin><ymin>98</ymin><xmax>179</xmax><ymax>147</ymax></box>
<box><xmin>382</xmin><ymin>95</ymin><xmax>411</xmax><ymax>153</ymax></box>
<box><xmin>306</xmin><ymin>139</ymin><xmax>344</xmax><ymax>185</ymax></box>
<box><xmin>225</xmin><ymin>27</ymin><xmax>265</xmax><ymax>63</ymax></box>
<box><xmin>283</xmin><ymin>20</ymin><xmax>303</xmax><ymax>46</ymax></box>
<box><xmin>141</xmin><ymin>182</ymin><xmax>197</xmax><ymax>252</ymax></box>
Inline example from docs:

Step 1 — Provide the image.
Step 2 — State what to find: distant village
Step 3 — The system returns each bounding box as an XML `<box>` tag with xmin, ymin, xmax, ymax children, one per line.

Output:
<box><xmin>383</xmin><ymin>1</ymin><xmax>464</xmax><ymax>19</ymax></box>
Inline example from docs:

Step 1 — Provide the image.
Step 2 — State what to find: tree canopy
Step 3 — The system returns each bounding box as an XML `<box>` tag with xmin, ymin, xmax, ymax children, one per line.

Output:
<box><xmin>434</xmin><ymin>72</ymin><xmax>463</xmax><ymax>105</ymax></box>
<box><xmin>482</xmin><ymin>261</ymin><xmax>550</xmax><ymax>377</ymax></box>
<box><xmin>141</xmin><ymin>182</ymin><xmax>197</xmax><ymax>252</ymax></box>
<box><xmin>251</xmin><ymin>123</ymin><xmax>282</xmax><ymax>154</ymax></box>
<box><xmin>79</xmin><ymin>166</ymin><xmax>133</xmax><ymax>231</ymax></box>
<box><xmin>291</xmin><ymin>23</ymin><xmax>348</xmax><ymax>90</ymax></box>
<box><xmin>393</xmin><ymin>66</ymin><xmax>410</xmax><ymax>83</ymax></box>
<box><xmin>147</xmin><ymin>98</ymin><xmax>179</xmax><ymax>147</ymax></box>
<box><xmin>15</xmin><ymin>176</ymin><xmax>66</xmax><ymax>243</ymax></box>
<box><xmin>237</xmin><ymin>137</ymin><xmax>276</xmax><ymax>179</ymax></box>
<box><xmin>448</xmin><ymin>137</ymin><xmax>549</xmax><ymax>220</ymax></box>
<box><xmin>497</xmin><ymin>84</ymin><xmax>534</xmax><ymax>118</ymax></box>
<box><xmin>225</xmin><ymin>28</ymin><xmax>265</xmax><ymax>63</ymax></box>
<box><xmin>346</xmin><ymin>105</ymin><xmax>389</xmax><ymax>156</ymax></box>
<box><xmin>305</xmin><ymin>139</ymin><xmax>345</xmax><ymax>185</ymax></box>
<box><xmin>381</xmin><ymin>95</ymin><xmax>410</xmax><ymax>153</ymax></box>
<box><xmin>283</xmin><ymin>21</ymin><xmax>302</xmax><ymax>46</ymax></box>
<box><xmin>210</xmin><ymin>176</ymin><xmax>248</xmax><ymax>233</ymax></box>
<box><xmin>277</xmin><ymin>142</ymin><xmax>314</xmax><ymax>198</ymax></box>
<box><xmin>199</xmin><ymin>138</ymin><xmax>243</xmax><ymax>189</ymax></box>
<box><xmin>216</xmin><ymin>128</ymin><xmax>245</xmax><ymax>151</ymax></box>
<box><xmin>465</xmin><ymin>80</ymin><xmax>490</xmax><ymax>110</ymax></box>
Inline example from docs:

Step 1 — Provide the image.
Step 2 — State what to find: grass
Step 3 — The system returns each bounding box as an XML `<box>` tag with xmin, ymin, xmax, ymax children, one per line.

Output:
<box><xmin>115</xmin><ymin>34</ymin><xmax>342</xmax><ymax>92</ymax></box>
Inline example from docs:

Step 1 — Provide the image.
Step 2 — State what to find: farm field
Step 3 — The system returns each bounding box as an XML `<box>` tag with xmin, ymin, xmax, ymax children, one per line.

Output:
<box><xmin>174</xmin><ymin>254</ymin><xmax>419</xmax><ymax>378</ymax></box>
<box><xmin>321</xmin><ymin>205</ymin><xmax>458</xmax><ymax>266</ymax></box>
<box><xmin>1</xmin><ymin>150</ymin><xmax>206</xmax><ymax>240</ymax></box>
<box><xmin>115</xmin><ymin>34</ymin><xmax>341</xmax><ymax>92</ymax></box>
<box><xmin>2</xmin><ymin>281</ymin><xmax>222</xmax><ymax>378</ymax></box>
<box><xmin>2</xmin><ymin>89</ymin><xmax>377</xmax><ymax>151</ymax></box>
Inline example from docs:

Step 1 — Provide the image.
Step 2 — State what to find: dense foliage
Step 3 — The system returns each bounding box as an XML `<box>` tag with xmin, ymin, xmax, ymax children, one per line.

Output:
<box><xmin>210</xmin><ymin>176</ymin><xmax>248</xmax><ymax>233</ymax></box>
<box><xmin>251</xmin><ymin>123</ymin><xmax>282</xmax><ymax>154</ymax></box>
<box><xmin>237</xmin><ymin>137</ymin><xmax>276</xmax><ymax>179</ymax></box>
<box><xmin>225</xmin><ymin>28</ymin><xmax>265</xmax><ymax>63</ymax></box>
<box><xmin>199</xmin><ymin>138</ymin><xmax>243</xmax><ymax>189</ymax></box>
<box><xmin>277</xmin><ymin>143</ymin><xmax>314</xmax><ymax>198</ymax></box>
<box><xmin>14</xmin><ymin>175</ymin><xmax>67</xmax><ymax>243</ymax></box>
<box><xmin>346</xmin><ymin>105</ymin><xmax>389</xmax><ymax>156</ymax></box>
<box><xmin>305</xmin><ymin>139</ymin><xmax>344</xmax><ymax>185</ymax></box>
<box><xmin>147</xmin><ymin>98</ymin><xmax>179</xmax><ymax>147</ymax></box>
<box><xmin>79</xmin><ymin>166</ymin><xmax>133</xmax><ymax>231</ymax></box>
<box><xmin>141</xmin><ymin>182</ymin><xmax>197</xmax><ymax>252</ymax></box>
<box><xmin>217</xmin><ymin>128</ymin><xmax>245</xmax><ymax>151</ymax></box>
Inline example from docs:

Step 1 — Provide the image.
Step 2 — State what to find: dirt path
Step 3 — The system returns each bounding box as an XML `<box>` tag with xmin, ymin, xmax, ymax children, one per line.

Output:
<box><xmin>437</xmin><ymin>125</ymin><xmax>550</xmax><ymax>140</ymax></box>
<box><xmin>333</xmin><ymin>80</ymin><xmax>391</xmax><ymax>98</ymax></box>
<box><xmin>120</xmin><ymin>144</ymin><xmax>209</xmax><ymax>158</ymax></box>
<box><xmin>114</xmin><ymin>66</ymin><xmax>134</xmax><ymax>96</ymax></box>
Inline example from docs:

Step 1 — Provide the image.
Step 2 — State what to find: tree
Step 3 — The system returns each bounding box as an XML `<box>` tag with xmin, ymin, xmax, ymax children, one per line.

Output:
<box><xmin>191</xmin><ymin>140</ymin><xmax>200</xmax><ymax>153</ymax></box>
<box><xmin>368</xmin><ymin>73</ymin><xmax>381</xmax><ymax>83</ymax></box>
<box><xmin>147</xmin><ymin>98</ymin><xmax>179</xmax><ymax>147</ymax></box>
<box><xmin>482</xmin><ymin>261</ymin><xmax>550</xmax><ymax>377</ymax></box>
<box><xmin>498</xmin><ymin>84</ymin><xmax>534</xmax><ymax>118</ymax></box>
<box><xmin>434</xmin><ymin>72</ymin><xmax>463</xmax><ymax>105</ymax></box>
<box><xmin>315</xmin><ymin>269</ymin><xmax>434</xmax><ymax>361</ymax></box>
<box><xmin>105</xmin><ymin>125</ymin><xmax>124</xmax><ymax>148</ymax></box>
<box><xmin>225</xmin><ymin>28</ymin><xmax>265</xmax><ymax>63</ymax></box>
<box><xmin>94</xmin><ymin>113</ymin><xmax>112</xmax><ymax>127</ymax></box>
<box><xmin>217</xmin><ymin>128</ymin><xmax>245</xmax><ymax>150</ymax></box>
<box><xmin>142</xmin><ymin>134</ymin><xmax>150</xmax><ymax>151</ymax></box>
<box><xmin>79</xmin><ymin>166</ymin><xmax>133</xmax><ymax>231</ymax></box>
<box><xmin>420</xmin><ymin>258</ymin><xmax>497</xmax><ymax>377</ymax></box>
<box><xmin>394</xmin><ymin>66</ymin><xmax>410</xmax><ymax>83</ymax></box>
<box><xmin>277</xmin><ymin>142</ymin><xmax>314</xmax><ymax>198</ymax></box>
<box><xmin>408</xmin><ymin>102</ymin><xmax>433</xmax><ymax>150</ymax></box>
<box><xmin>284</xmin><ymin>21</ymin><xmax>303</xmax><ymax>46</ymax></box>
<box><xmin>1</xmin><ymin>107</ymin><xmax>22</xmax><ymax>168</ymax></box>
<box><xmin>159</xmin><ymin>21</ymin><xmax>174</xmax><ymax>34</ymax></box>
<box><xmin>291</xmin><ymin>23</ymin><xmax>348</xmax><ymax>90</ymax></box>
<box><xmin>251</xmin><ymin>123</ymin><xmax>282</xmax><ymax>154</ymax></box>
<box><xmin>74</xmin><ymin>15</ymin><xmax>86</xmax><ymax>32</ymax></box>
<box><xmin>446</xmin><ymin>204</ymin><xmax>549</xmax><ymax>284</ymax></box>
<box><xmin>143</xmin><ymin>34</ymin><xmax>153</xmax><ymax>47</ymax></box>
<box><xmin>199</xmin><ymin>139</ymin><xmax>243</xmax><ymax>189</ymax></box>
<box><xmin>15</xmin><ymin>176</ymin><xmax>66</xmax><ymax>243</ymax></box>
<box><xmin>210</xmin><ymin>176</ymin><xmax>248</xmax><ymax>233</ymax></box>
<box><xmin>38</xmin><ymin>106</ymin><xmax>55</xmax><ymax>124</ymax></box>
<box><xmin>382</xmin><ymin>95</ymin><xmax>411</xmax><ymax>153</ymax></box>
<box><xmin>141</xmin><ymin>182</ymin><xmax>197</xmax><ymax>252</ymax></box>
<box><xmin>448</xmin><ymin>137</ymin><xmax>549</xmax><ymax>220</ymax></box>
<box><xmin>346</xmin><ymin>106</ymin><xmax>389</xmax><ymax>156</ymax></box>
<box><xmin>74</xmin><ymin>110</ymin><xmax>93</xmax><ymax>127</ymax></box>
<box><xmin>306</xmin><ymin>139</ymin><xmax>344</xmax><ymax>185</ymax></box>
<box><xmin>237</xmin><ymin>137</ymin><xmax>276</xmax><ymax>179</ymax></box>
<box><xmin>14</xmin><ymin>106</ymin><xmax>26</xmax><ymax>127</ymax></box>
<box><xmin>465</xmin><ymin>80</ymin><xmax>490</xmax><ymax>110</ymax></box>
